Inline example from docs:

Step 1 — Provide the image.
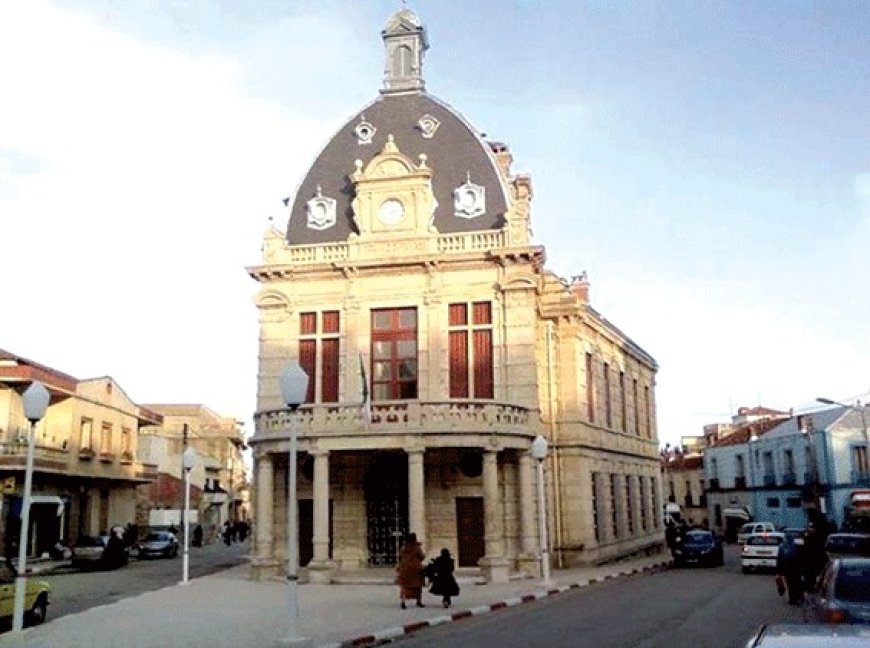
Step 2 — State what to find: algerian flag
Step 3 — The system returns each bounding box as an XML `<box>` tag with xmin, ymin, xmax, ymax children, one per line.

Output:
<box><xmin>359</xmin><ymin>352</ymin><xmax>371</xmax><ymax>427</ymax></box>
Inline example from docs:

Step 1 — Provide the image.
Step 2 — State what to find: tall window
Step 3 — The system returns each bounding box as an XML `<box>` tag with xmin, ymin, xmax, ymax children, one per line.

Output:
<box><xmin>625</xmin><ymin>475</ymin><xmax>634</xmax><ymax>534</ymax></box>
<box><xmin>122</xmin><ymin>427</ymin><xmax>132</xmax><ymax>454</ymax></box>
<box><xmin>644</xmin><ymin>385</ymin><xmax>651</xmax><ymax>437</ymax></box>
<box><xmin>299</xmin><ymin>310</ymin><xmax>340</xmax><ymax>403</ymax></box>
<box><xmin>736</xmin><ymin>455</ymin><xmax>746</xmax><ymax>478</ymax></box>
<box><xmin>80</xmin><ymin>418</ymin><xmax>93</xmax><ymax>450</ymax></box>
<box><xmin>619</xmin><ymin>370</ymin><xmax>627</xmax><ymax>432</ymax></box>
<box><xmin>100</xmin><ymin>422</ymin><xmax>112</xmax><ymax>454</ymax></box>
<box><xmin>448</xmin><ymin>302</ymin><xmax>493</xmax><ymax>399</ymax></box>
<box><xmin>639</xmin><ymin>477</ymin><xmax>648</xmax><ymax>530</ymax></box>
<box><xmin>783</xmin><ymin>449</ymin><xmax>795</xmax><ymax>477</ymax></box>
<box><xmin>591</xmin><ymin>473</ymin><xmax>601</xmax><ymax>542</ymax></box>
<box><xmin>586</xmin><ymin>353</ymin><xmax>595</xmax><ymax>423</ymax></box>
<box><xmin>603</xmin><ymin>363</ymin><xmax>612</xmax><ymax>428</ymax></box>
<box><xmin>633</xmin><ymin>378</ymin><xmax>639</xmax><ymax>434</ymax></box>
<box><xmin>685</xmin><ymin>479</ymin><xmax>693</xmax><ymax>507</ymax></box>
<box><xmin>853</xmin><ymin>445</ymin><xmax>869</xmax><ymax>476</ymax></box>
<box><xmin>651</xmin><ymin>476</ymin><xmax>660</xmax><ymax>528</ymax></box>
<box><xmin>610</xmin><ymin>474</ymin><xmax>619</xmax><ymax>538</ymax></box>
<box><xmin>371</xmin><ymin>307</ymin><xmax>418</xmax><ymax>400</ymax></box>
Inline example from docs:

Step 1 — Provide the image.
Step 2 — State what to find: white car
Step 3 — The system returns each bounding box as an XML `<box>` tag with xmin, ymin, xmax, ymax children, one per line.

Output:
<box><xmin>737</xmin><ymin>522</ymin><xmax>776</xmax><ymax>544</ymax></box>
<box><xmin>741</xmin><ymin>532</ymin><xmax>785</xmax><ymax>573</ymax></box>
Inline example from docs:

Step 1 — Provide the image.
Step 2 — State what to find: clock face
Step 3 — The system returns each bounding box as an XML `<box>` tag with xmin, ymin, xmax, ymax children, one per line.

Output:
<box><xmin>378</xmin><ymin>198</ymin><xmax>405</xmax><ymax>225</ymax></box>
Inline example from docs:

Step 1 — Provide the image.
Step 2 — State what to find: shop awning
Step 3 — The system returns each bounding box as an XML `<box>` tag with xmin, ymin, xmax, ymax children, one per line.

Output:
<box><xmin>723</xmin><ymin>507</ymin><xmax>751</xmax><ymax>520</ymax></box>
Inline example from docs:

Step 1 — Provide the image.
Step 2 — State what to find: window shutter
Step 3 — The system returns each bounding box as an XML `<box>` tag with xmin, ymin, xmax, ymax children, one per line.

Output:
<box><xmin>473</xmin><ymin>329</ymin><xmax>493</xmax><ymax>399</ymax></box>
<box><xmin>449</xmin><ymin>330</ymin><xmax>469</xmax><ymax>398</ymax></box>
<box><xmin>299</xmin><ymin>339</ymin><xmax>317</xmax><ymax>403</ymax></box>
<box><xmin>321</xmin><ymin>338</ymin><xmax>339</xmax><ymax>403</ymax></box>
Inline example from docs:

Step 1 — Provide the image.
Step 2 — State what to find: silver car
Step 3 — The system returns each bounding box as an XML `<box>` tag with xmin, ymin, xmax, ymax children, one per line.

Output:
<box><xmin>745</xmin><ymin>623</ymin><xmax>870</xmax><ymax>647</ymax></box>
<box><xmin>806</xmin><ymin>557</ymin><xmax>870</xmax><ymax>624</ymax></box>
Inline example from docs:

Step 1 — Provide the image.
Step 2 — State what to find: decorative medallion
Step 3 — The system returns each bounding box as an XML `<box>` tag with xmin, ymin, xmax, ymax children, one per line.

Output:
<box><xmin>354</xmin><ymin>116</ymin><xmax>376</xmax><ymax>145</ymax></box>
<box><xmin>453</xmin><ymin>173</ymin><xmax>485</xmax><ymax>219</ymax></box>
<box><xmin>305</xmin><ymin>185</ymin><xmax>337</xmax><ymax>230</ymax></box>
<box><xmin>417</xmin><ymin>114</ymin><xmax>441</xmax><ymax>139</ymax></box>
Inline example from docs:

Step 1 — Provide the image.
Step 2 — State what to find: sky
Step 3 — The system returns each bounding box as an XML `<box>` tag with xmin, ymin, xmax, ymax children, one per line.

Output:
<box><xmin>2</xmin><ymin>1</ymin><xmax>868</xmax><ymax>448</ymax></box>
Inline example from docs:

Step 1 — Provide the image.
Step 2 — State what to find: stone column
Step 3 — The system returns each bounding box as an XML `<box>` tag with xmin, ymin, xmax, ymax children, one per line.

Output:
<box><xmin>479</xmin><ymin>449</ymin><xmax>510</xmax><ymax>583</ymax></box>
<box><xmin>308</xmin><ymin>449</ymin><xmax>335</xmax><ymax>583</ymax></box>
<box><xmin>407</xmin><ymin>449</ymin><xmax>426</xmax><ymax>549</ymax></box>
<box><xmin>251</xmin><ymin>453</ymin><xmax>277</xmax><ymax>580</ymax></box>
<box><xmin>516</xmin><ymin>451</ymin><xmax>539</xmax><ymax>576</ymax></box>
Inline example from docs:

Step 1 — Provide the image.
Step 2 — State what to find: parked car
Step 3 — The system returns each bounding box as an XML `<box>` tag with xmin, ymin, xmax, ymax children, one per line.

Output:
<box><xmin>673</xmin><ymin>530</ymin><xmax>724</xmax><ymax>567</ymax></box>
<box><xmin>741</xmin><ymin>532</ymin><xmax>785</xmax><ymax>573</ymax></box>
<box><xmin>805</xmin><ymin>557</ymin><xmax>870</xmax><ymax>624</ymax></box>
<box><xmin>744</xmin><ymin>623</ymin><xmax>870</xmax><ymax>647</ymax></box>
<box><xmin>71</xmin><ymin>534</ymin><xmax>128</xmax><ymax>570</ymax></box>
<box><xmin>738</xmin><ymin>522</ymin><xmax>777</xmax><ymax>544</ymax></box>
<box><xmin>825</xmin><ymin>533</ymin><xmax>870</xmax><ymax>558</ymax></box>
<box><xmin>137</xmin><ymin>532</ymin><xmax>179</xmax><ymax>559</ymax></box>
<box><xmin>0</xmin><ymin>563</ymin><xmax>49</xmax><ymax>626</ymax></box>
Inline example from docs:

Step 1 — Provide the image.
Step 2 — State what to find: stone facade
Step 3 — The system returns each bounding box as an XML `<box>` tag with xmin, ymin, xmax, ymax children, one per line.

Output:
<box><xmin>247</xmin><ymin>9</ymin><xmax>662</xmax><ymax>583</ymax></box>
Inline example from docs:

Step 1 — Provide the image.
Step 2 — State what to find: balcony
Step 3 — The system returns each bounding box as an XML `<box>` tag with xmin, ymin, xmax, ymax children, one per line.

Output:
<box><xmin>851</xmin><ymin>470</ymin><xmax>870</xmax><ymax>487</ymax></box>
<box><xmin>734</xmin><ymin>476</ymin><xmax>747</xmax><ymax>489</ymax></box>
<box><xmin>706</xmin><ymin>478</ymin><xmax>720</xmax><ymax>491</ymax></box>
<box><xmin>803</xmin><ymin>471</ymin><xmax>815</xmax><ymax>485</ymax></box>
<box><xmin>120</xmin><ymin>450</ymin><xmax>134</xmax><ymax>464</ymax></box>
<box><xmin>0</xmin><ymin>441</ymin><xmax>70</xmax><ymax>472</ymax></box>
<box><xmin>254</xmin><ymin>401</ymin><xmax>532</xmax><ymax>438</ymax></box>
<box><xmin>684</xmin><ymin>495</ymin><xmax>694</xmax><ymax>508</ymax></box>
<box><xmin>78</xmin><ymin>447</ymin><xmax>95</xmax><ymax>461</ymax></box>
<box><xmin>99</xmin><ymin>452</ymin><xmax>115</xmax><ymax>464</ymax></box>
<box><xmin>763</xmin><ymin>474</ymin><xmax>776</xmax><ymax>487</ymax></box>
<box><xmin>781</xmin><ymin>472</ymin><xmax>797</xmax><ymax>486</ymax></box>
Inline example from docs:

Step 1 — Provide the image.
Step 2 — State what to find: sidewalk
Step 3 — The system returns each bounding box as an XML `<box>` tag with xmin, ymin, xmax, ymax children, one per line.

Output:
<box><xmin>0</xmin><ymin>552</ymin><xmax>671</xmax><ymax>648</ymax></box>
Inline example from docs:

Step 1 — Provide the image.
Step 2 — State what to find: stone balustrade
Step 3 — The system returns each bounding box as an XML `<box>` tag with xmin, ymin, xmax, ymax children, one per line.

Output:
<box><xmin>254</xmin><ymin>400</ymin><xmax>532</xmax><ymax>437</ymax></box>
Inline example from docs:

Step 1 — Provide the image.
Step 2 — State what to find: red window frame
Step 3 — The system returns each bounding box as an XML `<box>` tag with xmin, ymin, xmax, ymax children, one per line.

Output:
<box><xmin>371</xmin><ymin>307</ymin><xmax>418</xmax><ymax>401</ymax></box>
<box><xmin>299</xmin><ymin>310</ymin><xmax>340</xmax><ymax>404</ymax></box>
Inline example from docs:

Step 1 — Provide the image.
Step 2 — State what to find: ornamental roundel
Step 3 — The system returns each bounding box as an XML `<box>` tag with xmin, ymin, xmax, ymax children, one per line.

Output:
<box><xmin>354</xmin><ymin>116</ymin><xmax>376</xmax><ymax>145</ymax></box>
<box><xmin>453</xmin><ymin>174</ymin><xmax>485</xmax><ymax>219</ymax></box>
<box><xmin>305</xmin><ymin>185</ymin><xmax>337</xmax><ymax>230</ymax></box>
<box><xmin>417</xmin><ymin>114</ymin><xmax>441</xmax><ymax>139</ymax></box>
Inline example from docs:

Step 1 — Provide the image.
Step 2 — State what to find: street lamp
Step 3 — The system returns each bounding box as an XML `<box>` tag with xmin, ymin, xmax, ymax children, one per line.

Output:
<box><xmin>13</xmin><ymin>381</ymin><xmax>49</xmax><ymax>632</ymax></box>
<box><xmin>279</xmin><ymin>362</ymin><xmax>309</xmax><ymax>647</ymax></box>
<box><xmin>817</xmin><ymin>397</ymin><xmax>869</xmax><ymax>480</ymax></box>
<box><xmin>530</xmin><ymin>435</ymin><xmax>552</xmax><ymax>587</ymax></box>
<box><xmin>748</xmin><ymin>434</ymin><xmax>759</xmax><ymax>521</ymax></box>
<box><xmin>181</xmin><ymin>446</ymin><xmax>197</xmax><ymax>585</ymax></box>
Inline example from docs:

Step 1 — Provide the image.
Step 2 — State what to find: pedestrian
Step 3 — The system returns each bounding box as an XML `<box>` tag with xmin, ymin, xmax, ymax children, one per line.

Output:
<box><xmin>193</xmin><ymin>524</ymin><xmax>203</xmax><ymax>548</ymax></box>
<box><xmin>777</xmin><ymin>535</ymin><xmax>805</xmax><ymax>605</ymax></box>
<box><xmin>237</xmin><ymin>520</ymin><xmax>249</xmax><ymax>543</ymax></box>
<box><xmin>665</xmin><ymin>519</ymin><xmax>677</xmax><ymax>556</ymax></box>
<box><xmin>426</xmin><ymin>548</ymin><xmax>460</xmax><ymax>608</ymax></box>
<box><xmin>223</xmin><ymin>521</ymin><xmax>232</xmax><ymax>546</ymax></box>
<box><xmin>396</xmin><ymin>532</ymin><xmax>425</xmax><ymax>609</ymax></box>
<box><xmin>801</xmin><ymin>525</ymin><xmax>828</xmax><ymax>593</ymax></box>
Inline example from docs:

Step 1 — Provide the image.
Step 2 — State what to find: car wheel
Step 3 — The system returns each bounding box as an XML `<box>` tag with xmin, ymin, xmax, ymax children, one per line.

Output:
<box><xmin>27</xmin><ymin>594</ymin><xmax>48</xmax><ymax>626</ymax></box>
<box><xmin>741</xmin><ymin>565</ymin><xmax>750</xmax><ymax>574</ymax></box>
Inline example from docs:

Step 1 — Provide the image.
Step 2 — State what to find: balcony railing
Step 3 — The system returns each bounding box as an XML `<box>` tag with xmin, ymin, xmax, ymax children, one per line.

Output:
<box><xmin>254</xmin><ymin>401</ymin><xmax>532</xmax><ymax>437</ymax></box>
<box><xmin>781</xmin><ymin>472</ymin><xmax>797</xmax><ymax>486</ymax></box>
<box><xmin>763</xmin><ymin>474</ymin><xmax>776</xmax><ymax>487</ymax></box>
<box><xmin>734</xmin><ymin>476</ymin><xmax>747</xmax><ymax>489</ymax></box>
<box><xmin>803</xmin><ymin>471</ymin><xmax>815</xmax><ymax>485</ymax></box>
<box><xmin>0</xmin><ymin>441</ymin><xmax>70</xmax><ymax>471</ymax></box>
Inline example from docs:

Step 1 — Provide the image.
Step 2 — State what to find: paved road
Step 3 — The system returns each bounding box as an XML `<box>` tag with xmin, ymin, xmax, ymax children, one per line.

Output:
<box><xmin>34</xmin><ymin>540</ymin><xmax>249</xmax><ymax>623</ymax></box>
<box><xmin>397</xmin><ymin>545</ymin><xmax>804</xmax><ymax>648</ymax></box>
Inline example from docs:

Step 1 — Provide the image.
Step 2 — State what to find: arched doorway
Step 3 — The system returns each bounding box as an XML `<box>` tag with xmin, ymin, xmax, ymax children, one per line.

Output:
<box><xmin>364</xmin><ymin>453</ymin><xmax>408</xmax><ymax>566</ymax></box>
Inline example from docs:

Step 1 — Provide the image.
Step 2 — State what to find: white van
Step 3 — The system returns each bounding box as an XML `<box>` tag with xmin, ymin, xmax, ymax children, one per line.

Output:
<box><xmin>737</xmin><ymin>522</ymin><xmax>776</xmax><ymax>544</ymax></box>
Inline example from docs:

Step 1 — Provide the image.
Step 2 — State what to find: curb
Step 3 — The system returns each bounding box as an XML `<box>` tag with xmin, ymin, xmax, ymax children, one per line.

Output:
<box><xmin>329</xmin><ymin>559</ymin><xmax>672</xmax><ymax>647</ymax></box>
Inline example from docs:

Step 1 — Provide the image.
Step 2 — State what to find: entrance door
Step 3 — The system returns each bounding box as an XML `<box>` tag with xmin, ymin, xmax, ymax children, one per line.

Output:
<box><xmin>298</xmin><ymin>499</ymin><xmax>333</xmax><ymax>567</ymax></box>
<box><xmin>365</xmin><ymin>453</ymin><xmax>408</xmax><ymax>566</ymax></box>
<box><xmin>455</xmin><ymin>497</ymin><xmax>485</xmax><ymax>567</ymax></box>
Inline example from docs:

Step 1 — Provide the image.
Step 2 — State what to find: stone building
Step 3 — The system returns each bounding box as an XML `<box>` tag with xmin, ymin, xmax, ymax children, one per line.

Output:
<box><xmin>661</xmin><ymin>451</ymin><xmax>707</xmax><ymax>527</ymax></box>
<box><xmin>0</xmin><ymin>349</ymin><xmax>159</xmax><ymax>555</ymax></box>
<box><xmin>247</xmin><ymin>9</ymin><xmax>662</xmax><ymax>583</ymax></box>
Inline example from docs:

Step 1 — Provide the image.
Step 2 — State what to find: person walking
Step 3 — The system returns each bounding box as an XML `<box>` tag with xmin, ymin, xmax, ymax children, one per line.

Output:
<box><xmin>777</xmin><ymin>534</ymin><xmax>805</xmax><ymax>605</ymax></box>
<box><xmin>396</xmin><ymin>532</ymin><xmax>425</xmax><ymax>609</ymax></box>
<box><xmin>426</xmin><ymin>548</ymin><xmax>460</xmax><ymax>608</ymax></box>
<box><xmin>192</xmin><ymin>524</ymin><xmax>203</xmax><ymax>548</ymax></box>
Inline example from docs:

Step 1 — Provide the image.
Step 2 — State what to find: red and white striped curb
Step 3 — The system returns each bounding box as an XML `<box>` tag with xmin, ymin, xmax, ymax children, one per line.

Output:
<box><xmin>326</xmin><ymin>559</ymin><xmax>671</xmax><ymax>647</ymax></box>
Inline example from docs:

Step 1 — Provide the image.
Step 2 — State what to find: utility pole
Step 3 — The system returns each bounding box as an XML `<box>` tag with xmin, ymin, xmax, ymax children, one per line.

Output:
<box><xmin>181</xmin><ymin>423</ymin><xmax>188</xmax><ymax>546</ymax></box>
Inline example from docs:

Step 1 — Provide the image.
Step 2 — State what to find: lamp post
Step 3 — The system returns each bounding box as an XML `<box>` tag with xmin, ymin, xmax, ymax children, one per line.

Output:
<box><xmin>817</xmin><ymin>397</ymin><xmax>869</xmax><ymax>482</ymax></box>
<box><xmin>530</xmin><ymin>435</ymin><xmax>551</xmax><ymax>587</ymax></box>
<box><xmin>13</xmin><ymin>381</ymin><xmax>49</xmax><ymax>632</ymax></box>
<box><xmin>748</xmin><ymin>434</ymin><xmax>758</xmax><ymax>520</ymax></box>
<box><xmin>181</xmin><ymin>446</ymin><xmax>197</xmax><ymax>585</ymax></box>
<box><xmin>279</xmin><ymin>362</ymin><xmax>309</xmax><ymax>647</ymax></box>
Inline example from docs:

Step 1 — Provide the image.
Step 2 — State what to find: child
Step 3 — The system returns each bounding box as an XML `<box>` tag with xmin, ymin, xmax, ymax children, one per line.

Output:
<box><xmin>427</xmin><ymin>548</ymin><xmax>460</xmax><ymax>608</ymax></box>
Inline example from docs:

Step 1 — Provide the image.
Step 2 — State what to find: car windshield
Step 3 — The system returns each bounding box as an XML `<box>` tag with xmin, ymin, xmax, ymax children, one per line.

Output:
<box><xmin>835</xmin><ymin>565</ymin><xmax>870</xmax><ymax>602</ymax></box>
<box><xmin>747</xmin><ymin>536</ymin><xmax>782</xmax><ymax>546</ymax></box>
<box><xmin>145</xmin><ymin>533</ymin><xmax>167</xmax><ymax>542</ymax></box>
<box><xmin>827</xmin><ymin>536</ymin><xmax>870</xmax><ymax>555</ymax></box>
<box><xmin>740</xmin><ymin>525</ymin><xmax>754</xmax><ymax>534</ymax></box>
<box><xmin>684</xmin><ymin>533</ymin><xmax>713</xmax><ymax>546</ymax></box>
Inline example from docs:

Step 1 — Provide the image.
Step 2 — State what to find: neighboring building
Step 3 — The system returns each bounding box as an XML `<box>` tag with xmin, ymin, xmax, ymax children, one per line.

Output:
<box><xmin>679</xmin><ymin>435</ymin><xmax>704</xmax><ymax>454</ymax></box>
<box><xmin>732</xmin><ymin>406</ymin><xmax>788</xmax><ymax>426</ymax></box>
<box><xmin>0</xmin><ymin>349</ymin><xmax>159</xmax><ymax>556</ymax></box>
<box><xmin>247</xmin><ymin>9</ymin><xmax>661</xmax><ymax>584</ymax></box>
<box><xmin>138</xmin><ymin>405</ymin><xmax>248</xmax><ymax>531</ymax></box>
<box><xmin>704</xmin><ymin>405</ymin><xmax>870</xmax><ymax>540</ymax></box>
<box><xmin>662</xmin><ymin>451</ymin><xmax>706</xmax><ymax>527</ymax></box>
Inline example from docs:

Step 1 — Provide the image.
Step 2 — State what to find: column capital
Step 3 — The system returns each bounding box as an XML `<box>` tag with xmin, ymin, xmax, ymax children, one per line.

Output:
<box><xmin>309</xmin><ymin>448</ymin><xmax>330</xmax><ymax>458</ymax></box>
<box><xmin>405</xmin><ymin>447</ymin><xmax>425</xmax><ymax>457</ymax></box>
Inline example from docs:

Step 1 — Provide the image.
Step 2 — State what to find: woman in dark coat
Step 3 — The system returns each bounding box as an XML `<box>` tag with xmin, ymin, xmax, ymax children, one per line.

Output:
<box><xmin>428</xmin><ymin>548</ymin><xmax>460</xmax><ymax>608</ymax></box>
<box><xmin>396</xmin><ymin>532</ymin><xmax>425</xmax><ymax>609</ymax></box>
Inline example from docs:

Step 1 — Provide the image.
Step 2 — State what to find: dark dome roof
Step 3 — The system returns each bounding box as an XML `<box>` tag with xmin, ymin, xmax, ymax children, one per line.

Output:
<box><xmin>286</xmin><ymin>92</ymin><xmax>510</xmax><ymax>245</ymax></box>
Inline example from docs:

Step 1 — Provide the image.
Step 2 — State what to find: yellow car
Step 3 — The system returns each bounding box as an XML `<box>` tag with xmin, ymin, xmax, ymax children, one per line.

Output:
<box><xmin>0</xmin><ymin>563</ymin><xmax>50</xmax><ymax>626</ymax></box>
